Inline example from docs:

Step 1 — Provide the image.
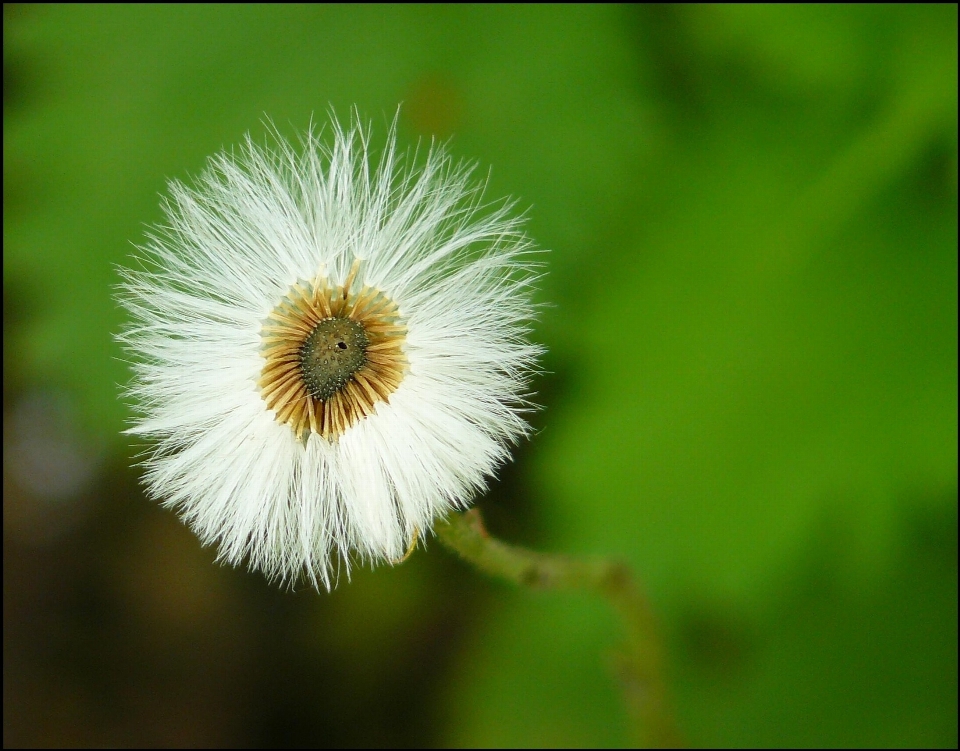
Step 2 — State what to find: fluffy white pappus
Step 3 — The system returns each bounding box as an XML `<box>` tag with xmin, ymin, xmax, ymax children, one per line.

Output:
<box><xmin>118</xmin><ymin>114</ymin><xmax>544</xmax><ymax>588</ymax></box>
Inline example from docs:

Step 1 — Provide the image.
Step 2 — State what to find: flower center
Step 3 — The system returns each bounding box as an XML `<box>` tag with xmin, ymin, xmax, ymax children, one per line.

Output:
<box><xmin>258</xmin><ymin>260</ymin><xmax>407</xmax><ymax>442</ymax></box>
<box><xmin>300</xmin><ymin>317</ymin><xmax>369</xmax><ymax>401</ymax></box>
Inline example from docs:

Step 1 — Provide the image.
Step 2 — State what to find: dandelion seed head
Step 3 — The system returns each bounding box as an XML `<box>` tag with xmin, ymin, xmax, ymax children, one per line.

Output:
<box><xmin>118</xmin><ymin>111</ymin><xmax>543</xmax><ymax>589</ymax></box>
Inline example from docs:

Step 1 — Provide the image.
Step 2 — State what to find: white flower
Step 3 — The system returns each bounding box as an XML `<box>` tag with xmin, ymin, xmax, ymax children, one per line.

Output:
<box><xmin>118</xmin><ymin>115</ymin><xmax>542</xmax><ymax>588</ymax></box>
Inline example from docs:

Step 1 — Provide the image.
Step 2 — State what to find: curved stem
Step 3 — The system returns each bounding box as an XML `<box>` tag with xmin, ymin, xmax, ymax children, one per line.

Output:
<box><xmin>433</xmin><ymin>508</ymin><xmax>683</xmax><ymax>748</ymax></box>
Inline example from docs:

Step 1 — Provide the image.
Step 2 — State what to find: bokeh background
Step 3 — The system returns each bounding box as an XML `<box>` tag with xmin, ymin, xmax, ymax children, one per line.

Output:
<box><xmin>4</xmin><ymin>5</ymin><xmax>957</xmax><ymax>747</ymax></box>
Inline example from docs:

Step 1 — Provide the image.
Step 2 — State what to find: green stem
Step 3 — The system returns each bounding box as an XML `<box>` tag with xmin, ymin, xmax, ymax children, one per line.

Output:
<box><xmin>433</xmin><ymin>508</ymin><xmax>683</xmax><ymax>748</ymax></box>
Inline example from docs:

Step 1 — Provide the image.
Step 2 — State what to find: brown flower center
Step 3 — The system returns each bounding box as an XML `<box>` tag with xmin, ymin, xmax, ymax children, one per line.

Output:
<box><xmin>258</xmin><ymin>260</ymin><xmax>406</xmax><ymax>441</ymax></box>
<box><xmin>300</xmin><ymin>317</ymin><xmax>369</xmax><ymax>401</ymax></box>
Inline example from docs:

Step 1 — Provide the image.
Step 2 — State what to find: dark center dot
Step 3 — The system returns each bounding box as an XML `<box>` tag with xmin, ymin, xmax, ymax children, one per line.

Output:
<box><xmin>299</xmin><ymin>317</ymin><xmax>369</xmax><ymax>400</ymax></box>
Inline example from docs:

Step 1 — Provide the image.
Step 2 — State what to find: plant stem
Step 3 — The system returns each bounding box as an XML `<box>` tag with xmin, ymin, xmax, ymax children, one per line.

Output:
<box><xmin>433</xmin><ymin>508</ymin><xmax>683</xmax><ymax>748</ymax></box>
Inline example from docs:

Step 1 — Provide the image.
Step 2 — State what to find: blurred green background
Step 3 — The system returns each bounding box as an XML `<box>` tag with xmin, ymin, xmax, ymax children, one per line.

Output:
<box><xmin>4</xmin><ymin>4</ymin><xmax>956</xmax><ymax>747</ymax></box>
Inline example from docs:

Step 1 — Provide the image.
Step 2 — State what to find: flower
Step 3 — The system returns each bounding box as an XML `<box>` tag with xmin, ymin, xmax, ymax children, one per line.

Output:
<box><xmin>118</xmin><ymin>114</ymin><xmax>542</xmax><ymax>588</ymax></box>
